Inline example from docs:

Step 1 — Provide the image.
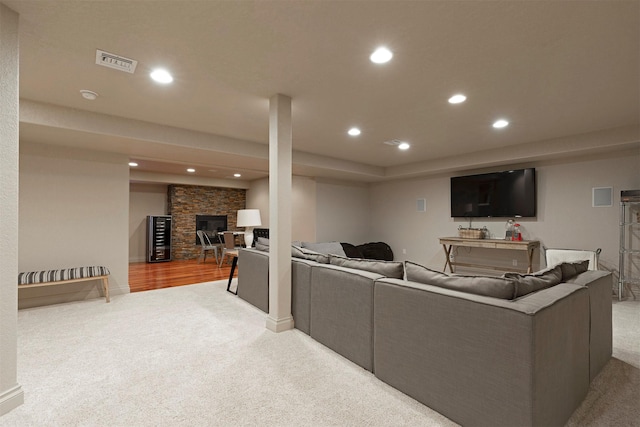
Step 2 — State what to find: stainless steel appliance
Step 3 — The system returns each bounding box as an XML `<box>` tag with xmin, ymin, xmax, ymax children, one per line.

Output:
<box><xmin>147</xmin><ymin>215</ymin><xmax>172</xmax><ymax>263</ymax></box>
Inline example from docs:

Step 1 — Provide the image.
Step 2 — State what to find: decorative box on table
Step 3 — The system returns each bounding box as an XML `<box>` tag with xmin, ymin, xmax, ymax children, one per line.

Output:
<box><xmin>457</xmin><ymin>226</ymin><xmax>487</xmax><ymax>239</ymax></box>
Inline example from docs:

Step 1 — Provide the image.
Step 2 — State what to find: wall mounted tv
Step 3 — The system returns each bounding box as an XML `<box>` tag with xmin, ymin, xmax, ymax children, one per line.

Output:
<box><xmin>451</xmin><ymin>168</ymin><xmax>536</xmax><ymax>218</ymax></box>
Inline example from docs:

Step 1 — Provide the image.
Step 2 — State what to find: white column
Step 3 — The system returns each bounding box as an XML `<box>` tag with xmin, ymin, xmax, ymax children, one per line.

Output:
<box><xmin>266</xmin><ymin>94</ymin><xmax>294</xmax><ymax>332</ymax></box>
<box><xmin>0</xmin><ymin>2</ymin><xmax>24</xmax><ymax>416</ymax></box>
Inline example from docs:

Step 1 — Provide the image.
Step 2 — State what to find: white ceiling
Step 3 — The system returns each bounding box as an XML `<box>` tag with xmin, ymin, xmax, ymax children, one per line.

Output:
<box><xmin>6</xmin><ymin>0</ymin><xmax>640</xmax><ymax>183</ymax></box>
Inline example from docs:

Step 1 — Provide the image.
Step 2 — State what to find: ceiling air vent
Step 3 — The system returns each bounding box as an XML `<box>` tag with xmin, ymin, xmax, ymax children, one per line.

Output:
<box><xmin>383</xmin><ymin>139</ymin><xmax>403</xmax><ymax>146</ymax></box>
<box><xmin>95</xmin><ymin>49</ymin><xmax>138</xmax><ymax>73</ymax></box>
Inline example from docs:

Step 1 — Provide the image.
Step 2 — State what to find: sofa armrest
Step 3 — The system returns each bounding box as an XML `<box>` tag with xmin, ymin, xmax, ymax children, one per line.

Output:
<box><xmin>566</xmin><ymin>270</ymin><xmax>613</xmax><ymax>380</ymax></box>
<box><xmin>310</xmin><ymin>264</ymin><xmax>383</xmax><ymax>372</ymax></box>
<box><xmin>292</xmin><ymin>258</ymin><xmax>315</xmax><ymax>335</ymax></box>
<box><xmin>237</xmin><ymin>249</ymin><xmax>269</xmax><ymax>312</ymax></box>
<box><xmin>374</xmin><ymin>278</ymin><xmax>590</xmax><ymax>427</ymax></box>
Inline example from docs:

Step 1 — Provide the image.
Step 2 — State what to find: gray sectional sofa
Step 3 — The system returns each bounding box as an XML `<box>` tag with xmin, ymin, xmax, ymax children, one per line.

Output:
<box><xmin>236</xmin><ymin>246</ymin><xmax>612</xmax><ymax>427</ymax></box>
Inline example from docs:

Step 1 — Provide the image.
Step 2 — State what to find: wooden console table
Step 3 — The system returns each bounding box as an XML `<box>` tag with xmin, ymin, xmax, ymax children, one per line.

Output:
<box><xmin>439</xmin><ymin>237</ymin><xmax>540</xmax><ymax>274</ymax></box>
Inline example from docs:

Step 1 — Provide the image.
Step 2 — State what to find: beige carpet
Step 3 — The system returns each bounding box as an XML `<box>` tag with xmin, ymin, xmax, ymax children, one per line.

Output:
<box><xmin>2</xmin><ymin>280</ymin><xmax>639</xmax><ymax>426</ymax></box>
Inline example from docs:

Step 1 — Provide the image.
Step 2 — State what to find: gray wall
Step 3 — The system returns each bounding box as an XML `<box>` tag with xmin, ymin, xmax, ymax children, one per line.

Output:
<box><xmin>244</xmin><ymin>150</ymin><xmax>639</xmax><ymax>275</ymax></box>
<box><xmin>315</xmin><ymin>179</ymin><xmax>370</xmax><ymax>244</ymax></box>
<box><xmin>247</xmin><ymin>176</ymin><xmax>318</xmax><ymax>243</ymax></box>
<box><xmin>129</xmin><ymin>183</ymin><xmax>168</xmax><ymax>262</ymax></box>
<box><xmin>0</xmin><ymin>2</ymin><xmax>23</xmax><ymax>415</ymax></box>
<box><xmin>247</xmin><ymin>176</ymin><xmax>371</xmax><ymax>244</ymax></box>
<box><xmin>370</xmin><ymin>150</ymin><xmax>640</xmax><ymax>275</ymax></box>
<box><xmin>17</xmin><ymin>142</ymin><xmax>637</xmax><ymax>310</ymax></box>
<box><xmin>18</xmin><ymin>142</ymin><xmax>130</xmax><ymax>308</ymax></box>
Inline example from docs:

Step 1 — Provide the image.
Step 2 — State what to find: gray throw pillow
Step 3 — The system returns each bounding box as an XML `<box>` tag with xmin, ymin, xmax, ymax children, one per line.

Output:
<box><xmin>504</xmin><ymin>265</ymin><xmax>562</xmax><ymax>298</ymax></box>
<box><xmin>329</xmin><ymin>254</ymin><xmax>404</xmax><ymax>279</ymax></box>
<box><xmin>255</xmin><ymin>243</ymin><xmax>269</xmax><ymax>252</ymax></box>
<box><xmin>257</xmin><ymin>237</ymin><xmax>270</xmax><ymax>246</ymax></box>
<box><xmin>559</xmin><ymin>260</ymin><xmax>590</xmax><ymax>281</ymax></box>
<box><xmin>301</xmin><ymin>241</ymin><xmax>346</xmax><ymax>257</ymax></box>
<box><xmin>405</xmin><ymin>261</ymin><xmax>517</xmax><ymax>300</ymax></box>
<box><xmin>291</xmin><ymin>245</ymin><xmax>330</xmax><ymax>264</ymax></box>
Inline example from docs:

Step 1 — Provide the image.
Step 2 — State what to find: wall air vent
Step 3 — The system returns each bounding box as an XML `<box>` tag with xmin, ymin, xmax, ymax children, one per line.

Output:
<box><xmin>383</xmin><ymin>139</ymin><xmax>403</xmax><ymax>146</ymax></box>
<box><xmin>95</xmin><ymin>49</ymin><xmax>138</xmax><ymax>73</ymax></box>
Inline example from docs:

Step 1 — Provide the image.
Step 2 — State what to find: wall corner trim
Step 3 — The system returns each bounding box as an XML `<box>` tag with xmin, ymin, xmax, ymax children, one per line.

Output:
<box><xmin>0</xmin><ymin>384</ymin><xmax>24</xmax><ymax>416</ymax></box>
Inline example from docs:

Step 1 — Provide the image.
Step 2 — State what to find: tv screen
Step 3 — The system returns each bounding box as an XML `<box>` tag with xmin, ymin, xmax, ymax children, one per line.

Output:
<box><xmin>450</xmin><ymin>168</ymin><xmax>536</xmax><ymax>218</ymax></box>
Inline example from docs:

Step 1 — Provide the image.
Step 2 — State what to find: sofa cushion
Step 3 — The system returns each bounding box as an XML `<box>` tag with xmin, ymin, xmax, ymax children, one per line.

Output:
<box><xmin>504</xmin><ymin>265</ymin><xmax>563</xmax><ymax>298</ymax></box>
<box><xmin>559</xmin><ymin>260</ymin><xmax>590</xmax><ymax>281</ymax></box>
<box><xmin>301</xmin><ymin>241</ymin><xmax>346</xmax><ymax>257</ymax></box>
<box><xmin>405</xmin><ymin>261</ymin><xmax>517</xmax><ymax>300</ymax></box>
<box><xmin>329</xmin><ymin>254</ymin><xmax>404</xmax><ymax>279</ymax></box>
<box><xmin>291</xmin><ymin>245</ymin><xmax>330</xmax><ymax>264</ymax></box>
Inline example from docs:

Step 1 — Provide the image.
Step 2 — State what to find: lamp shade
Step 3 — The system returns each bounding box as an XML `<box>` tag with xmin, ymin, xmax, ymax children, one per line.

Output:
<box><xmin>237</xmin><ymin>209</ymin><xmax>262</xmax><ymax>227</ymax></box>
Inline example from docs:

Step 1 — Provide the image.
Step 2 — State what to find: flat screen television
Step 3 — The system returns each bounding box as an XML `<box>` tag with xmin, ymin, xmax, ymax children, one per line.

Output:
<box><xmin>450</xmin><ymin>168</ymin><xmax>536</xmax><ymax>218</ymax></box>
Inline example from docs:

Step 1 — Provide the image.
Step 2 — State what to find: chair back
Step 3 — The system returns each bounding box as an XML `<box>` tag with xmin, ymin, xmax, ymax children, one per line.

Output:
<box><xmin>222</xmin><ymin>232</ymin><xmax>236</xmax><ymax>250</ymax></box>
<box><xmin>198</xmin><ymin>230</ymin><xmax>217</xmax><ymax>247</ymax></box>
<box><xmin>253</xmin><ymin>228</ymin><xmax>269</xmax><ymax>245</ymax></box>
<box><xmin>196</xmin><ymin>230</ymin><xmax>208</xmax><ymax>246</ymax></box>
<box><xmin>544</xmin><ymin>247</ymin><xmax>601</xmax><ymax>270</ymax></box>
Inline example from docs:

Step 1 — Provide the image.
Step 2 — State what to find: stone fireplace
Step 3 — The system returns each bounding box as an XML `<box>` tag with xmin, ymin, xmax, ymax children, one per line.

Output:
<box><xmin>168</xmin><ymin>185</ymin><xmax>246</xmax><ymax>260</ymax></box>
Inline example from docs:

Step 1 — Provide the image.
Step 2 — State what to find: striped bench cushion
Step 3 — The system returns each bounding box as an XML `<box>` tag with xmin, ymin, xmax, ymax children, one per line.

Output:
<box><xmin>18</xmin><ymin>266</ymin><xmax>110</xmax><ymax>285</ymax></box>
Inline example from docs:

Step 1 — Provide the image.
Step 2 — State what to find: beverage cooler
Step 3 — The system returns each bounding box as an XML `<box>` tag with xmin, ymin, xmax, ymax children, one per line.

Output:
<box><xmin>147</xmin><ymin>215</ymin><xmax>172</xmax><ymax>263</ymax></box>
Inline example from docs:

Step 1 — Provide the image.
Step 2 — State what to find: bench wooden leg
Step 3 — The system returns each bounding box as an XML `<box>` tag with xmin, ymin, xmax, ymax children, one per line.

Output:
<box><xmin>102</xmin><ymin>276</ymin><xmax>110</xmax><ymax>303</ymax></box>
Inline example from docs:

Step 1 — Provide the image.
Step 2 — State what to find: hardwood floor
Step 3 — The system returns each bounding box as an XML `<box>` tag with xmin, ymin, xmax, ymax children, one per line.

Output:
<box><xmin>129</xmin><ymin>258</ymin><xmax>236</xmax><ymax>292</ymax></box>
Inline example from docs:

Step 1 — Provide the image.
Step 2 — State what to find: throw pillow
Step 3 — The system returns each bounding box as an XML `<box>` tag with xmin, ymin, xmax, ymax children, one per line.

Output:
<box><xmin>504</xmin><ymin>265</ymin><xmax>562</xmax><ymax>298</ymax></box>
<box><xmin>356</xmin><ymin>242</ymin><xmax>394</xmax><ymax>261</ymax></box>
<box><xmin>257</xmin><ymin>237</ymin><xmax>270</xmax><ymax>246</ymax></box>
<box><xmin>301</xmin><ymin>241</ymin><xmax>347</xmax><ymax>257</ymax></box>
<box><xmin>559</xmin><ymin>260</ymin><xmax>590</xmax><ymax>281</ymax></box>
<box><xmin>329</xmin><ymin>254</ymin><xmax>404</xmax><ymax>279</ymax></box>
<box><xmin>291</xmin><ymin>245</ymin><xmax>330</xmax><ymax>264</ymax></box>
<box><xmin>255</xmin><ymin>242</ymin><xmax>269</xmax><ymax>252</ymax></box>
<box><xmin>405</xmin><ymin>261</ymin><xmax>517</xmax><ymax>300</ymax></box>
<box><xmin>340</xmin><ymin>242</ymin><xmax>364</xmax><ymax>258</ymax></box>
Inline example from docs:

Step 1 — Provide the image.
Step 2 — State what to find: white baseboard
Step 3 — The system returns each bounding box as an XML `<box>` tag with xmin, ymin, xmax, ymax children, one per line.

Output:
<box><xmin>0</xmin><ymin>384</ymin><xmax>24</xmax><ymax>416</ymax></box>
<box><xmin>266</xmin><ymin>315</ymin><xmax>294</xmax><ymax>333</ymax></box>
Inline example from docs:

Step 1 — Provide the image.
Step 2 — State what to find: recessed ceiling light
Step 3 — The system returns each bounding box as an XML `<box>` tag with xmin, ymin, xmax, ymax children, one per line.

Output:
<box><xmin>492</xmin><ymin>119</ymin><xmax>509</xmax><ymax>129</ymax></box>
<box><xmin>128</xmin><ymin>162</ymin><xmax>138</xmax><ymax>167</ymax></box>
<box><xmin>398</xmin><ymin>142</ymin><xmax>410</xmax><ymax>150</ymax></box>
<box><xmin>234</xmin><ymin>173</ymin><xmax>242</xmax><ymax>178</ymax></box>
<box><xmin>80</xmin><ymin>90</ymin><xmax>98</xmax><ymax>100</ymax></box>
<box><xmin>150</xmin><ymin>68</ymin><xmax>173</xmax><ymax>84</ymax></box>
<box><xmin>348</xmin><ymin>127</ymin><xmax>361</xmax><ymax>136</ymax></box>
<box><xmin>370</xmin><ymin>47</ymin><xmax>393</xmax><ymax>64</ymax></box>
<box><xmin>448</xmin><ymin>94</ymin><xmax>466</xmax><ymax>104</ymax></box>
<box><xmin>186</xmin><ymin>168</ymin><xmax>196</xmax><ymax>173</ymax></box>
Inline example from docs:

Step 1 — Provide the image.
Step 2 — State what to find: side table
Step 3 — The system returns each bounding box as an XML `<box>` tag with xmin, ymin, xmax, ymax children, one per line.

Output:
<box><xmin>439</xmin><ymin>237</ymin><xmax>540</xmax><ymax>274</ymax></box>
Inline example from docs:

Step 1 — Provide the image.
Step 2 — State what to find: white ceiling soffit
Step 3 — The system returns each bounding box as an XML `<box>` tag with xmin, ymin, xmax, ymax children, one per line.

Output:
<box><xmin>19</xmin><ymin>100</ymin><xmax>639</xmax><ymax>182</ymax></box>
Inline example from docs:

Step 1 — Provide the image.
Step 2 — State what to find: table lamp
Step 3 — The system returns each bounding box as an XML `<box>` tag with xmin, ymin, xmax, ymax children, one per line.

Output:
<box><xmin>237</xmin><ymin>209</ymin><xmax>262</xmax><ymax>247</ymax></box>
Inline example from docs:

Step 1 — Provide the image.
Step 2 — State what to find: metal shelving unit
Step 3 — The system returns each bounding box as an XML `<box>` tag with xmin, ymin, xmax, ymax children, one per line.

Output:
<box><xmin>618</xmin><ymin>191</ymin><xmax>640</xmax><ymax>300</ymax></box>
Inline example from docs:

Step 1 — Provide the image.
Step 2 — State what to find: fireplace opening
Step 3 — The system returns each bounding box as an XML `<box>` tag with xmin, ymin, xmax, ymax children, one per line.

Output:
<box><xmin>195</xmin><ymin>215</ymin><xmax>227</xmax><ymax>244</ymax></box>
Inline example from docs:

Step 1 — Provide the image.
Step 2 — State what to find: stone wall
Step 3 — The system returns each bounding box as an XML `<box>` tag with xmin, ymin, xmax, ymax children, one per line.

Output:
<box><xmin>168</xmin><ymin>185</ymin><xmax>246</xmax><ymax>260</ymax></box>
